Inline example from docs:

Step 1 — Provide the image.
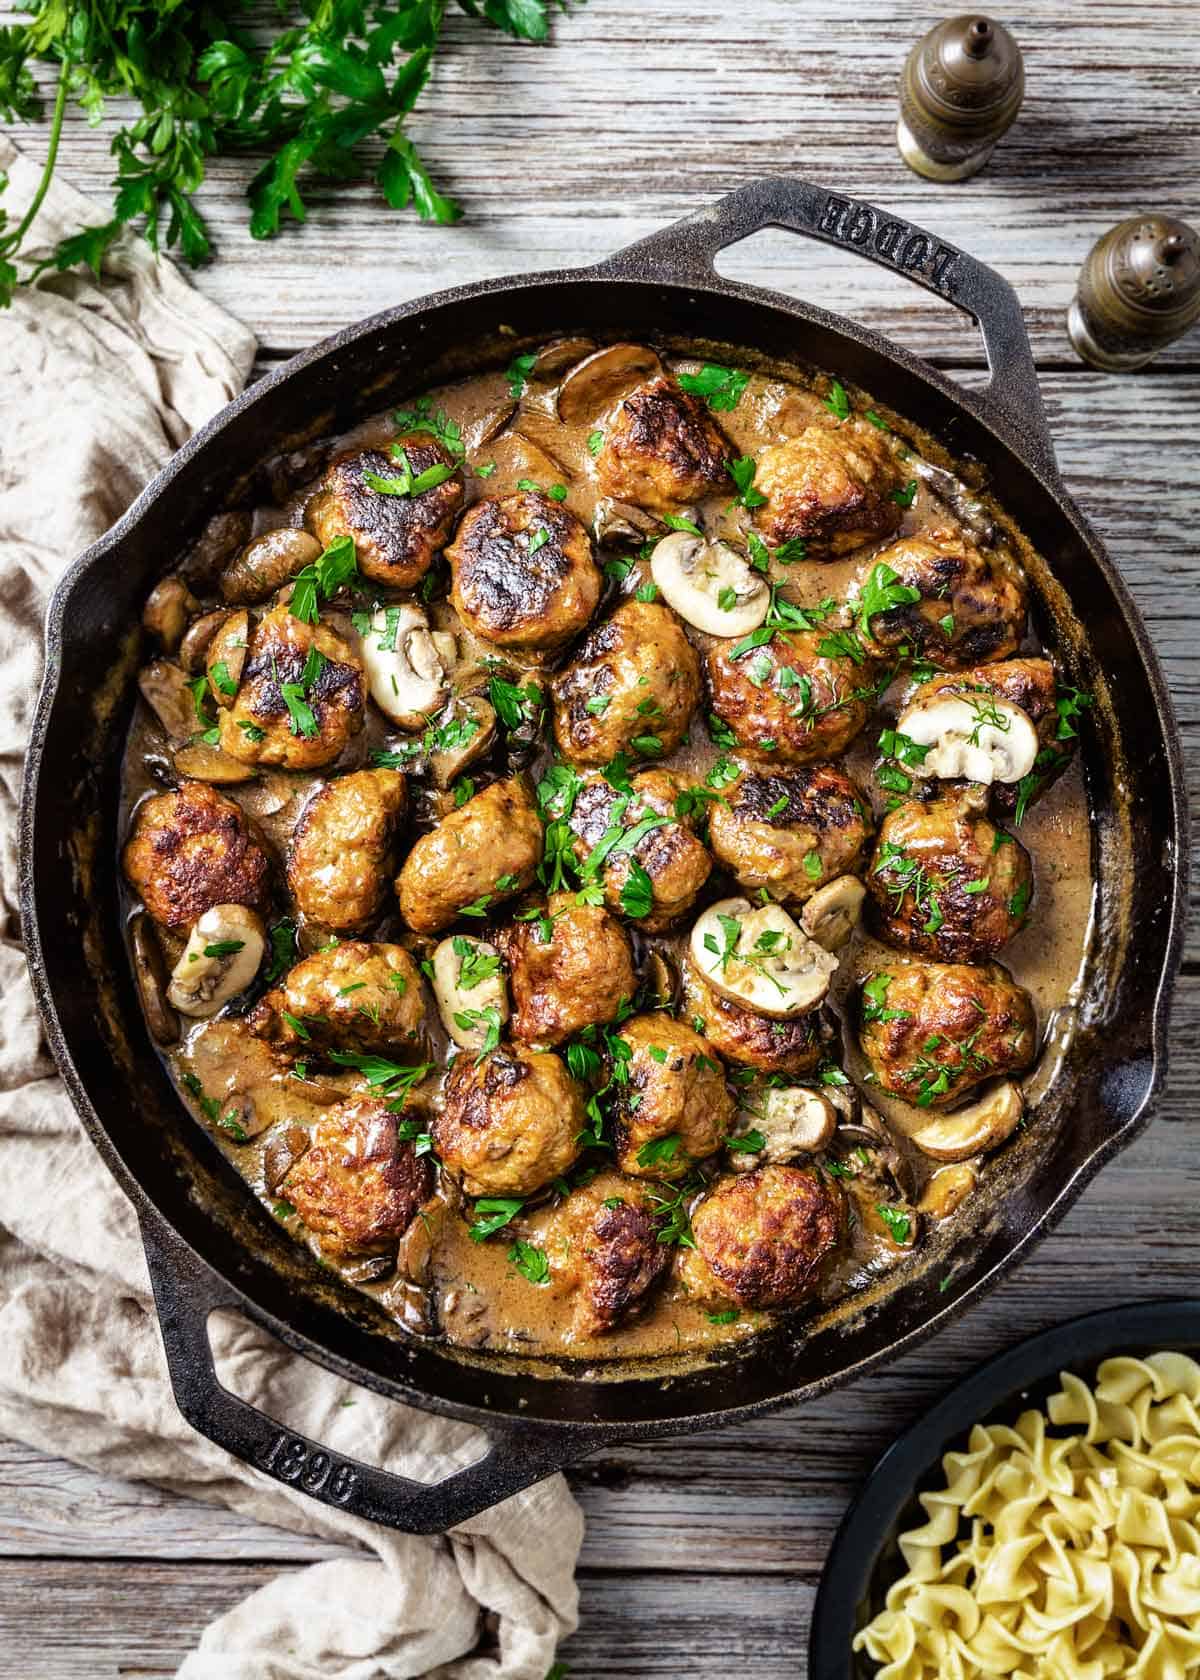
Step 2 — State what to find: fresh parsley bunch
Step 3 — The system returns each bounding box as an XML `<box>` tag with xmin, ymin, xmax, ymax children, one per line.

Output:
<box><xmin>0</xmin><ymin>0</ymin><xmax>578</xmax><ymax>306</ymax></box>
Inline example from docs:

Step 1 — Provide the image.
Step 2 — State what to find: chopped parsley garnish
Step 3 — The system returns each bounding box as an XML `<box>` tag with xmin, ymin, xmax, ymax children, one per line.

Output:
<box><xmin>803</xmin><ymin>850</ymin><xmax>822</xmax><ymax>881</ymax></box>
<box><xmin>505</xmin><ymin>352</ymin><xmax>537</xmax><ymax>400</ymax></box>
<box><xmin>662</xmin><ymin>513</ymin><xmax>703</xmax><ymax>537</ymax></box>
<box><xmin>850</xmin><ymin>562</ymin><xmax>921</xmax><ymax>635</ymax></box>
<box><xmin>1009</xmin><ymin>879</ymin><xmax>1032</xmax><ymax>919</ymax></box>
<box><xmin>391</xmin><ymin>397</ymin><xmax>465</xmax><ymax>461</ymax></box>
<box><xmin>707</xmin><ymin>713</ymin><xmax>738</xmax><ymax>750</ymax></box>
<box><xmin>469</xmin><ymin>1196</ymin><xmax>525</xmax><ymax>1241</ymax></box>
<box><xmin>238</xmin><ymin>720</ymin><xmax>266</xmax><ymax>743</ymax></box>
<box><xmin>1055</xmin><ymin>685</ymin><xmax>1093</xmax><ymax>740</ymax></box>
<box><xmin>263</xmin><ymin>920</ymin><xmax>297</xmax><ymax>984</ymax></box>
<box><xmin>489</xmin><ymin>673</ymin><xmax>544</xmax><ymax>731</ymax></box>
<box><xmin>861</xmin><ymin>972</ymin><xmax>910</xmax><ymax>1025</ymax></box>
<box><xmin>619</xmin><ymin>860</ymin><xmax>655</xmax><ymax>920</ymax></box>
<box><xmin>507</xmin><ymin>1239</ymin><xmax>550</xmax><ymax>1285</ymax></box>
<box><xmin>728</xmin><ymin>1129</ymin><xmax>766</xmax><ymax>1155</ymax></box>
<box><xmin>587</xmin><ymin>429</ymin><xmax>605</xmax><ymax>456</ymax></box>
<box><xmin>635</xmin><ymin>581</ymin><xmax>659</xmax><ymax>603</ymax></box>
<box><xmin>878</xmin><ymin>727</ymin><xmax>931</xmax><ymax>769</ymax></box>
<box><xmin>727</xmin><ymin>455</ymin><xmax>767</xmax><ymax>510</ymax></box>
<box><xmin>203</xmin><ymin>939</ymin><xmax>244</xmax><ymax>959</ymax></box>
<box><xmin>327</xmin><ymin>1052</ymin><xmax>434</xmax><ymax>1112</ymax></box>
<box><xmin>455</xmin><ymin>1004</ymin><xmax>502</xmax><ymax>1061</ymax></box>
<box><xmin>210</xmin><ymin>660</ymin><xmax>238</xmax><ymax>698</ymax></box>
<box><xmin>708</xmin><ymin>1308</ymin><xmax>740</xmax><ymax>1325</ymax></box>
<box><xmin>677</xmin><ymin>363</ymin><xmax>749</xmax><ymax>412</ymax></box>
<box><xmin>823</xmin><ymin>379</ymin><xmax>851</xmax><ymax>421</ymax></box>
<box><xmin>875</xmin><ymin>1203</ymin><xmax>912</xmax><ymax>1244</ymax></box>
<box><xmin>527</xmin><ymin>527</ymin><xmax>551</xmax><ymax>555</ymax></box>
<box><xmin>453</xmin><ymin>936</ymin><xmax>501</xmax><ymax>991</ymax></box>
<box><xmin>289</xmin><ymin>534</ymin><xmax>359</xmax><ymax>624</ymax></box>
<box><xmin>636</xmin><ymin>1133</ymin><xmax>682</xmax><ymax>1168</ymax></box>
<box><xmin>891</xmin><ymin>479</ymin><xmax>918</xmax><ymax>509</ymax></box>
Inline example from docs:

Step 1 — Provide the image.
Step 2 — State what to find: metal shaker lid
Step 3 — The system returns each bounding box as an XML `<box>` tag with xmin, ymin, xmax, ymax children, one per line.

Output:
<box><xmin>1104</xmin><ymin>217</ymin><xmax>1200</xmax><ymax>319</ymax></box>
<box><xmin>912</xmin><ymin>15</ymin><xmax>1024</xmax><ymax>126</ymax></box>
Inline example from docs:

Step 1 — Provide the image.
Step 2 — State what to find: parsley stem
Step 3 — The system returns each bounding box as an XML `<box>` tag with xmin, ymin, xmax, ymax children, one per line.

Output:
<box><xmin>9</xmin><ymin>50</ymin><xmax>72</xmax><ymax>262</ymax></box>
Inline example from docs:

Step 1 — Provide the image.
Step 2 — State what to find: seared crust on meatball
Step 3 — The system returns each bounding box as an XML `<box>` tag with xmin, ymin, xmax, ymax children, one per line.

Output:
<box><xmin>282</xmin><ymin>1097</ymin><xmax>432</xmax><ymax>1258</ymax></box>
<box><xmin>218</xmin><ymin>603</ymin><xmax>365</xmax><ymax>771</ymax></box>
<box><xmin>682</xmin><ymin>964</ymin><xmax>829</xmax><ymax>1075</ymax></box>
<box><xmin>396</xmin><ymin>777</ymin><xmax>543</xmax><ymax>935</ymax></box>
<box><xmin>612</xmin><ymin>1013</ymin><xmax>735</xmax><ymax>1181</ymax></box>
<box><xmin>552</xmin><ymin>599</ymin><xmax>701</xmax><ymax>765</ymax></box>
<box><xmin>861</xmin><ymin>528</ymin><xmax>1027</xmax><ymax>669</ymax></box>
<box><xmin>434</xmin><ymin>1044</ymin><xmax>584</xmax><ymax>1197</ymax></box>
<box><xmin>908</xmin><ymin>658</ymin><xmax>1069</xmax><ymax>820</ymax></box>
<box><xmin>858</xmin><ymin>958</ymin><xmax>1037</xmax><ymax>1109</ymax></box>
<box><xmin>288</xmin><ymin>769</ymin><xmax>406</xmax><ymax>933</ymax></box>
<box><xmin>249</xmin><ymin>942</ymin><xmax>425</xmax><ymax>1056</ymax></box>
<box><xmin>305</xmin><ymin>438</ymin><xmax>462</xmax><ymax>588</ymax></box>
<box><xmin>566</xmin><ymin>769</ymin><xmax>712</xmax><ymax>931</ymax></box>
<box><xmin>708</xmin><ymin>763</ymin><xmax>873</xmax><ymax>904</ymax></box>
<box><xmin>499</xmin><ymin>892</ymin><xmax>635</xmax><ymax>1048</ymax></box>
<box><xmin>868</xmin><ymin>789</ymin><xmax>1032</xmax><ymax>961</ymax></box>
<box><xmin>559</xmin><ymin>1175</ymin><xmax>671</xmax><ymax>1336</ymax></box>
<box><xmin>754</xmin><ymin>422</ymin><xmax>902</xmax><ymax>556</ymax></box>
<box><xmin>446</xmin><ymin>491</ymin><xmax>600</xmax><ymax>651</ymax></box>
<box><xmin>122</xmin><ymin>780</ymin><xmax>270</xmax><ymax>930</ymax></box>
<box><xmin>706</xmin><ymin>628</ymin><xmax>878</xmax><ymax>765</ymax></box>
<box><xmin>596</xmin><ymin>377</ymin><xmax>731</xmax><ymax>515</ymax></box>
<box><xmin>685</xmin><ymin>1165</ymin><xmax>845</xmax><ymax>1308</ymax></box>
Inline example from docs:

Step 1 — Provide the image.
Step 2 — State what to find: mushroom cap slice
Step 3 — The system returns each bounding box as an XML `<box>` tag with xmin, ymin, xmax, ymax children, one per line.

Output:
<box><xmin>173</xmin><ymin>741</ymin><xmax>259</xmax><ymax>784</ymax></box>
<box><xmin>166</xmin><ymin>904</ymin><xmax>267</xmax><ymax>1018</ymax></box>
<box><xmin>689</xmin><ymin>897</ymin><xmax>838</xmax><ymax>1019</ymax></box>
<box><xmin>801</xmin><ymin>875</ymin><xmax>866</xmax><ymax>952</ymax></box>
<box><xmin>909</xmin><ymin>1080</ymin><xmax>1023</xmax><ymax>1161</ymax></box>
<box><xmin>650</xmin><ymin>531</ymin><xmax>770</xmax><ymax>637</ymax></box>
<box><xmin>360</xmin><ymin>604</ymin><xmax>454</xmax><ymax>730</ymax></box>
<box><xmin>142</xmin><ymin>576</ymin><xmax>200</xmax><ymax>652</ymax></box>
<box><xmin>431</xmin><ymin>935</ymin><xmax>509</xmax><ymax>1050</ymax></box>
<box><xmin>729</xmin><ymin>1084</ymin><xmax>837</xmax><ymax>1163</ymax></box>
<box><xmin>897</xmin><ymin>692</ymin><xmax>1039</xmax><ymax>785</ymax></box>
<box><xmin>556</xmin><ymin>343</ymin><xmax>663</xmax><ymax>424</ymax></box>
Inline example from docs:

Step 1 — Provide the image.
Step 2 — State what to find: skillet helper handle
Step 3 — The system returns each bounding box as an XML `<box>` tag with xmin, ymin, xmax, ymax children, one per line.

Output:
<box><xmin>595</xmin><ymin>175</ymin><xmax>1056</xmax><ymax>474</ymax></box>
<box><xmin>141</xmin><ymin>1217</ymin><xmax>582</xmax><ymax>1534</ymax></box>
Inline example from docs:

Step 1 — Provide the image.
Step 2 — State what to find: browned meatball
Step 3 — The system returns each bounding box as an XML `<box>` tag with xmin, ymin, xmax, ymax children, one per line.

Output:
<box><xmin>218</xmin><ymin>603</ymin><xmax>365</xmax><ymax>772</ymax></box>
<box><xmin>859</xmin><ymin>528</ymin><xmax>1027</xmax><ymax>669</ymax></box>
<box><xmin>596</xmin><ymin>377</ymin><xmax>731</xmax><ymax>515</ymax></box>
<box><xmin>551</xmin><ymin>599</ymin><xmax>701</xmax><ymax>765</ymax></box>
<box><xmin>557</xmin><ymin>1174</ymin><xmax>672</xmax><ymax>1336</ymax></box>
<box><xmin>305</xmin><ymin>438</ymin><xmax>463</xmax><ymax>588</ymax></box>
<box><xmin>287</xmin><ymin>769</ymin><xmax>407</xmax><ymax>933</ymax></box>
<box><xmin>282</xmin><ymin>1097</ymin><xmax>432</xmax><ymax>1258</ymax></box>
<box><xmin>434</xmin><ymin>1044</ymin><xmax>584</xmax><ymax>1197</ymax></box>
<box><xmin>868</xmin><ymin>789</ymin><xmax>1033</xmax><ymax>961</ymax></box>
<box><xmin>682</xmin><ymin>964</ymin><xmax>829</xmax><ymax>1076</ymax></box>
<box><xmin>858</xmin><ymin>958</ymin><xmax>1037</xmax><ymax>1108</ymax></box>
<box><xmin>706</xmin><ymin>627</ymin><xmax>878</xmax><ymax>765</ymax></box>
<box><xmin>446</xmin><ymin>491</ymin><xmax>600</xmax><ymax>651</ymax></box>
<box><xmin>681</xmin><ymin>1165</ymin><xmax>845</xmax><ymax>1308</ymax></box>
<box><xmin>396</xmin><ymin>778</ymin><xmax>542</xmax><ymax>935</ymax></box>
<box><xmin>708</xmin><ymin>763</ymin><xmax>873</xmax><ymax>905</ymax></box>
<box><xmin>566</xmin><ymin>769</ymin><xmax>713</xmax><ymax>931</ymax></box>
<box><xmin>612</xmin><ymin>1013</ymin><xmax>735</xmax><ymax>1181</ymax></box>
<box><xmin>249</xmin><ymin>942</ymin><xmax>426</xmax><ymax>1057</ymax></box>
<box><xmin>499</xmin><ymin>892</ymin><xmax>634</xmax><ymax>1048</ymax></box>
<box><xmin>907</xmin><ymin>658</ymin><xmax>1072</xmax><ymax>820</ymax></box>
<box><xmin>122</xmin><ymin>780</ymin><xmax>270</xmax><ymax>931</ymax></box>
<box><xmin>754</xmin><ymin>422</ymin><xmax>902</xmax><ymax>556</ymax></box>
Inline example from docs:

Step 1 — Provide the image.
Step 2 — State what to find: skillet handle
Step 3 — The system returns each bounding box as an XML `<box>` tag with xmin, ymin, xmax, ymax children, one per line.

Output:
<box><xmin>140</xmin><ymin>1217</ymin><xmax>588</xmax><ymax>1534</ymax></box>
<box><xmin>593</xmin><ymin>175</ymin><xmax>1056</xmax><ymax>473</ymax></box>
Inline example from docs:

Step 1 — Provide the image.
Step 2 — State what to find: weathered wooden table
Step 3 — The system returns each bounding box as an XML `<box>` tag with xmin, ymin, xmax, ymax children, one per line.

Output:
<box><xmin>2</xmin><ymin>1</ymin><xmax>1197</xmax><ymax>1672</ymax></box>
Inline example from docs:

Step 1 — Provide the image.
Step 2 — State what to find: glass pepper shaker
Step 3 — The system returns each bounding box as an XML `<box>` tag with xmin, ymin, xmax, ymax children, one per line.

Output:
<box><xmin>897</xmin><ymin>15</ymin><xmax>1024</xmax><ymax>182</ymax></box>
<box><xmin>1068</xmin><ymin>216</ymin><xmax>1200</xmax><ymax>371</ymax></box>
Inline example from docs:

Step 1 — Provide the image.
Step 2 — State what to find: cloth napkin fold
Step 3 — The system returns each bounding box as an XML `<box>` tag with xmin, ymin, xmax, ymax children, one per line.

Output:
<box><xmin>0</xmin><ymin>136</ymin><xmax>583</xmax><ymax>1679</ymax></box>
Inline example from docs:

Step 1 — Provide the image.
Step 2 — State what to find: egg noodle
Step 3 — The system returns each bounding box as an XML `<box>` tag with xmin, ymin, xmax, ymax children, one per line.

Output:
<box><xmin>854</xmin><ymin>1352</ymin><xmax>1200</xmax><ymax>1679</ymax></box>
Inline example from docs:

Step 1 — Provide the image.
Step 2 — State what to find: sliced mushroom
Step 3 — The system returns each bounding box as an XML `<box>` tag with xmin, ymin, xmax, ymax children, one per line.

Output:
<box><xmin>166</xmin><ymin>905</ymin><xmax>267</xmax><ymax>1018</ymax></box>
<box><xmin>360</xmin><ymin>604</ymin><xmax>455</xmax><ymax>730</ymax></box>
<box><xmin>689</xmin><ymin>897</ymin><xmax>839</xmax><ymax>1019</ymax></box>
<box><xmin>139</xmin><ymin>659</ymin><xmax>200</xmax><ymax>742</ymax></box>
<box><xmin>179</xmin><ymin>609</ymin><xmax>231</xmax><ymax>675</ymax></box>
<box><xmin>530</xmin><ymin>337</ymin><xmax>596</xmax><ymax>378</ymax></box>
<box><xmin>474</xmin><ymin>403</ymin><xmax>517</xmax><ymax>447</ymax></box>
<box><xmin>644</xmin><ymin>950</ymin><xmax>680</xmax><ymax>1011</ymax></box>
<box><xmin>182</xmin><ymin>510</ymin><xmax>253</xmax><ymax>591</ymax></box>
<box><xmin>205</xmin><ymin>610</ymin><xmax>250</xmax><ymax>707</ymax></box>
<box><xmin>430</xmin><ymin>696</ymin><xmax>497</xmax><ymax>788</ymax></box>
<box><xmin>910</xmin><ymin>1080</ymin><xmax>1024</xmax><ymax>1162</ymax></box>
<box><xmin>264</xmin><ymin>1124</ymin><xmax>312</xmax><ymax>1193</ymax></box>
<box><xmin>801</xmin><ymin>876</ymin><xmax>867</xmax><ymax>952</ymax></box>
<box><xmin>220</xmin><ymin>527</ymin><xmax>322</xmax><ymax>605</ymax></box>
<box><xmin>909</xmin><ymin>457</ymin><xmax>995</xmax><ymax>546</ymax></box>
<box><xmin>142</xmin><ymin>577</ymin><xmax>200</xmax><ymax>652</ymax></box>
<box><xmin>729</xmin><ymin>1084</ymin><xmax>837</xmax><ymax>1165</ymax></box>
<box><xmin>917</xmin><ymin>1162</ymin><xmax>977</xmax><ymax>1219</ymax></box>
<box><xmin>557</xmin><ymin>343</ymin><xmax>662</xmax><ymax>424</ymax></box>
<box><xmin>897</xmin><ymin>692</ymin><xmax>1039</xmax><ymax>785</ymax></box>
<box><xmin>431</xmin><ymin>934</ymin><xmax>509</xmax><ymax>1050</ymax></box>
<box><xmin>398</xmin><ymin>1196</ymin><xmax>450</xmax><ymax>1285</ymax></box>
<box><xmin>173</xmin><ymin>741</ymin><xmax>259</xmax><ymax>784</ymax></box>
<box><xmin>838</xmin><ymin>1105</ymin><xmax>918</xmax><ymax>1204</ymax></box>
<box><xmin>593</xmin><ymin>498</ymin><xmax>661</xmax><ymax>545</ymax></box>
<box><xmin>650</xmin><ymin>531</ymin><xmax>770</xmax><ymax>637</ymax></box>
<box><xmin>130</xmin><ymin>914</ymin><xmax>179</xmax><ymax>1046</ymax></box>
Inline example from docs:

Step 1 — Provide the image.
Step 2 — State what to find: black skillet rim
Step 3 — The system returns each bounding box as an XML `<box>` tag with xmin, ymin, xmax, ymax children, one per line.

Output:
<box><xmin>807</xmin><ymin>1297</ymin><xmax>1200</xmax><ymax>1680</ymax></box>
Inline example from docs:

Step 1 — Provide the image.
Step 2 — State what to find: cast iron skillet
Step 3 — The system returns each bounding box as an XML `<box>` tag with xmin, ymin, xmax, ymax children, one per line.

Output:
<box><xmin>808</xmin><ymin>1298</ymin><xmax>1200</xmax><ymax>1679</ymax></box>
<box><xmin>19</xmin><ymin>177</ymin><xmax>1187</xmax><ymax>1534</ymax></box>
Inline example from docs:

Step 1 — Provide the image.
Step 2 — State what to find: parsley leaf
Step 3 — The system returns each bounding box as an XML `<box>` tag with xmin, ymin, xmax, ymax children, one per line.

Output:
<box><xmin>676</xmin><ymin>363</ymin><xmax>749</xmax><ymax>412</ymax></box>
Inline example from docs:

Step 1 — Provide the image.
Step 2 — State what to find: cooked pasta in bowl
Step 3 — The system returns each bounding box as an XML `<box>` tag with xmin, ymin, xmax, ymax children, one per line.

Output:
<box><xmin>807</xmin><ymin>1301</ymin><xmax>1200</xmax><ymax>1680</ymax></box>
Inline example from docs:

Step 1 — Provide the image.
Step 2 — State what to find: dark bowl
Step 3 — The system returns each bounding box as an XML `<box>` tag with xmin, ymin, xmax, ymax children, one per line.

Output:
<box><xmin>808</xmin><ymin>1297</ymin><xmax>1200</xmax><ymax>1680</ymax></box>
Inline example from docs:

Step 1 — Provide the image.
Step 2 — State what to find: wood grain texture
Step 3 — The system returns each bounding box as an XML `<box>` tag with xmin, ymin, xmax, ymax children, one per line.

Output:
<box><xmin>1</xmin><ymin>0</ymin><xmax>1197</xmax><ymax>1673</ymax></box>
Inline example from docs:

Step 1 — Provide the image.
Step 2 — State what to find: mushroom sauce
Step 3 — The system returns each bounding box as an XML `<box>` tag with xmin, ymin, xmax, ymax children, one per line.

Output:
<box><xmin>119</xmin><ymin>340</ymin><xmax>1094</xmax><ymax>1368</ymax></box>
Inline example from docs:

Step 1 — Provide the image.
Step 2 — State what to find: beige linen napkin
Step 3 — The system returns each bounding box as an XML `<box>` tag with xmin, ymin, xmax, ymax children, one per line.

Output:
<box><xmin>0</xmin><ymin>137</ymin><xmax>583</xmax><ymax>1679</ymax></box>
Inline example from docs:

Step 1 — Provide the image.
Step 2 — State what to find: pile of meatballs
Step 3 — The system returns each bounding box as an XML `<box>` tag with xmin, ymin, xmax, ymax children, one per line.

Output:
<box><xmin>121</xmin><ymin>340</ymin><xmax>1077</xmax><ymax>1351</ymax></box>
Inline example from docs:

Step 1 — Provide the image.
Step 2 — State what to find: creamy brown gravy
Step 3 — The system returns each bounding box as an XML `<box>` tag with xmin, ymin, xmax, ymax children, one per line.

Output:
<box><xmin>119</xmin><ymin>346</ymin><xmax>1095</xmax><ymax>1367</ymax></box>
